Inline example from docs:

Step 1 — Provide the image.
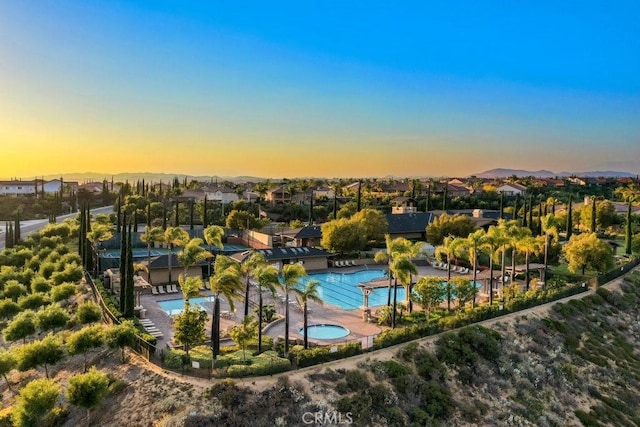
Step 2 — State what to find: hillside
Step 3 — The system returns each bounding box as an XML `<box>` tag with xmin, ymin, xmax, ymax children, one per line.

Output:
<box><xmin>32</xmin><ymin>270</ymin><xmax>639</xmax><ymax>427</ymax></box>
<box><xmin>472</xmin><ymin>168</ymin><xmax>636</xmax><ymax>178</ymax></box>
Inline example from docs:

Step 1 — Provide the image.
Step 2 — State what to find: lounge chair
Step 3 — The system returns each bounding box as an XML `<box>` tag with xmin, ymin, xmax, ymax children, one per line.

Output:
<box><xmin>151</xmin><ymin>287</ymin><xmax>158</xmax><ymax>295</ymax></box>
<box><xmin>157</xmin><ymin>286</ymin><xmax>166</xmax><ymax>294</ymax></box>
<box><xmin>171</xmin><ymin>284</ymin><xmax>180</xmax><ymax>293</ymax></box>
<box><xmin>348</xmin><ymin>260</ymin><xmax>356</xmax><ymax>267</ymax></box>
<box><xmin>205</xmin><ymin>282</ymin><xmax>211</xmax><ymax>290</ymax></box>
<box><xmin>334</xmin><ymin>261</ymin><xmax>343</xmax><ymax>268</ymax></box>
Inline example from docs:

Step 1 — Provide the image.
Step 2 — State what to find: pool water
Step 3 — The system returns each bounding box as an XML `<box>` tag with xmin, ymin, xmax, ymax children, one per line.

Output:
<box><xmin>299</xmin><ymin>270</ymin><xmax>482</xmax><ymax>311</ymax></box>
<box><xmin>300</xmin><ymin>324</ymin><xmax>350</xmax><ymax>340</ymax></box>
<box><xmin>157</xmin><ymin>296</ymin><xmax>214</xmax><ymax>316</ymax></box>
<box><xmin>299</xmin><ymin>270</ymin><xmax>399</xmax><ymax>310</ymax></box>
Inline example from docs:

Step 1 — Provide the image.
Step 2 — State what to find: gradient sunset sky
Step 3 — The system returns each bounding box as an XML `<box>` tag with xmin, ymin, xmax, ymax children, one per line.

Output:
<box><xmin>1</xmin><ymin>1</ymin><xmax>639</xmax><ymax>179</ymax></box>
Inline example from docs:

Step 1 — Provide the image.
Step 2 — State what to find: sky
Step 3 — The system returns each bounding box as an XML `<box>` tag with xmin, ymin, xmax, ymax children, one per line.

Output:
<box><xmin>1</xmin><ymin>1</ymin><xmax>639</xmax><ymax>179</ymax></box>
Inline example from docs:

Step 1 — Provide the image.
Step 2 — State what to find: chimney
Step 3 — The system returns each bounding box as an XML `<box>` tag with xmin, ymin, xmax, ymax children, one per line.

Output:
<box><xmin>472</xmin><ymin>209</ymin><xmax>483</xmax><ymax>218</ymax></box>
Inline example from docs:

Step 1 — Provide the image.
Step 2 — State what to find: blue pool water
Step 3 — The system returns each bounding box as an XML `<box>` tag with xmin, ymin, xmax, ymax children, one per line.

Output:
<box><xmin>299</xmin><ymin>270</ymin><xmax>483</xmax><ymax>311</ymax></box>
<box><xmin>300</xmin><ymin>324</ymin><xmax>350</xmax><ymax>340</ymax></box>
<box><xmin>157</xmin><ymin>296</ymin><xmax>214</xmax><ymax>316</ymax></box>
<box><xmin>300</xmin><ymin>270</ymin><xmax>399</xmax><ymax>310</ymax></box>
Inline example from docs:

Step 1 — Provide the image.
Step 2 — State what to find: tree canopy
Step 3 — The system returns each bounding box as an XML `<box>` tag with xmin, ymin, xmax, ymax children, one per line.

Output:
<box><xmin>562</xmin><ymin>233</ymin><xmax>614</xmax><ymax>274</ymax></box>
<box><xmin>426</xmin><ymin>213</ymin><xmax>477</xmax><ymax>246</ymax></box>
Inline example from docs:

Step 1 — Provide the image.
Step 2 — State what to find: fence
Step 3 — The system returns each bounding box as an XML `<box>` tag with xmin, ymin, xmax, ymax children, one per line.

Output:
<box><xmin>597</xmin><ymin>256</ymin><xmax>640</xmax><ymax>286</ymax></box>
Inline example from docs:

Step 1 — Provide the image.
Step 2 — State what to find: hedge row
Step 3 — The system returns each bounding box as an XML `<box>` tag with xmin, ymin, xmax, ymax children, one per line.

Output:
<box><xmin>289</xmin><ymin>342</ymin><xmax>362</xmax><ymax>368</ymax></box>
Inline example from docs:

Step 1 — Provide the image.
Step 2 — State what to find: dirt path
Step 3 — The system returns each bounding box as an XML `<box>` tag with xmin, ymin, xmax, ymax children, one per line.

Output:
<box><xmin>134</xmin><ymin>271</ymin><xmax>633</xmax><ymax>392</ymax></box>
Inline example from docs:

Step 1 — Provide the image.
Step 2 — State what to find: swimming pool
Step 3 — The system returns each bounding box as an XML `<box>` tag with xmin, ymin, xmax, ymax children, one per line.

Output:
<box><xmin>300</xmin><ymin>270</ymin><xmax>399</xmax><ymax>310</ymax></box>
<box><xmin>157</xmin><ymin>296</ymin><xmax>214</xmax><ymax>316</ymax></box>
<box><xmin>300</xmin><ymin>324</ymin><xmax>350</xmax><ymax>340</ymax></box>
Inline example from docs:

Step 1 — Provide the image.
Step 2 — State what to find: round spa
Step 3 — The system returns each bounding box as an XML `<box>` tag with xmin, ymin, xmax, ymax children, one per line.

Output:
<box><xmin>299</xmin><ymin>324</ymin><xmax>350</xmax><ymax>340</ymax></box>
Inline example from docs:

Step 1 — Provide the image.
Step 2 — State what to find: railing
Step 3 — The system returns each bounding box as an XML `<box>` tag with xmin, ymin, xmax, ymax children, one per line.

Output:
<box><xmin>596</xmin><ymin>256</ymin><xmax>640</xmax><ymax>286</ymax></box>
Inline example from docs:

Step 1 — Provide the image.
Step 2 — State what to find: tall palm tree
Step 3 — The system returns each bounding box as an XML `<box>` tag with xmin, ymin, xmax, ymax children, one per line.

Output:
<box><xmin>280</xmin><ymin>263</ymin><xmax>307</xmax><ymax>356</ymax></box>
<box><xmin>508</xmin><ymin>223</ymin><xmax>531</xmax><ymax>288</ymax></box>
<box><xmin>390</xmin><ymin>255</ymin><xmax>417</xmax><ymax>328</ymax></box>
<box><xmin>203</xmin><ymin>225</ymin><xmax>225</xmax><ymax>278</ymax></box>
<box><xmin>241</xmin><ymin>251</ymin><xmax>267</xmax><ymax>317</ymax></box>
<box><xmin>292</xmin><ymin>279</ymin><xmax>323</xmax><ymax>349</ymax></box>
<box><xmin>374</xmin><ymin>235</ymin><xmax>419</xmax><ymax>308</ymax></box>
<box><xmin>465</xmin><ymin>229</ymin><xmax>486</xmax><ymax>307</ymax></box>
<box><xmin>541</xmin><ymin>214</ymin><xmax>559</xmax><ymax>287</ymax></box>
<box><xmin>140</xmin><ymin>226</ymin><xmax>164</xmax><ymax>284</ymax></box>
<box><xmin>164</xmin><ymin>226</ymin><xmax>189</xmax><ymax>285</ymax></box>
<box><xmin>515</xmin><ymin>235</ymin><xmax>543</xmax><ymax>291</ymax></box>
<box><xmin>254</xmin><ymin>264</ymin><xmax>279</xmax><ymax>353</ymax></box>
<box><xmin>209</xmin><ymin>255</ymin><xmax>243</xmax><ymax>364</ymax></box>
<box><xmin>435</xmin><ymin>236</ymin><xmax>464</xmax><ymax>311</ymax></box>
<box><xmin>177</xmin><ymin>237</ymin><xmax>212</xmax><ymax>282</ymax></box>
<box><xmin>479</xmin><ymin>228</ymin><xmax>501</xmax><ymax>305</ymax></box>
<box><xmin>491</xmin><ymin>221</ymin><xmax>512</xmax><ymax>293</ymax></box>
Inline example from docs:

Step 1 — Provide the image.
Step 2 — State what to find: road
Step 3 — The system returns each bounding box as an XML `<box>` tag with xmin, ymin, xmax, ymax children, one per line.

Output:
<box><xmin>0</xmin><ymin>205</ymin><xmax>114</xmax><ymax>250</ymax></box>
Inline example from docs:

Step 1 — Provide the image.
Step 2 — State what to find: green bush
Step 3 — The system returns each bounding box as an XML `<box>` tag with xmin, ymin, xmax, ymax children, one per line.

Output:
<box><xmin>225</xmin><ymin>354</ymin><xmax>290</xmax><ymax>377</ymax></box>
<box><xmin>161</xmin><ymin>350</ymin><xmax>184</xmax><ymax>370</ymax></box>
<box><xmin>289</xmin><ymin>341</ymin><xmax>362</xmax><ymax>368</ymax></box>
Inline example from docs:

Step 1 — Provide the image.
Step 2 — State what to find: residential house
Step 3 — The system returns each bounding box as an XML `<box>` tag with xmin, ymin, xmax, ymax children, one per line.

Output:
<box><xmin>265</xmin><ymin>186</ymin><xmax>291</xmax><ymax>204</ymax></box>
<box><xmin>203</xmin><ymin>186</ymin><xmax>237</xmax><ymax>204</ymax></box>
<box><xmin>385</xmin><ymin>212</ymin><xmax>434</xmax><ymax>240</ymax></box>
<box><xmin>496</xmin><ymin>183</ymin><xmax>527</xmax><ymax>196</ymax></box>
<box><xmin>313</xmin><ymin>186</ymin><xmax>335</xmax><ymax>200</ymax></box>
<box><xmin>390</xmin><ymin>197</ymin><xmax>418</xmax><ymax>214</ymax></box>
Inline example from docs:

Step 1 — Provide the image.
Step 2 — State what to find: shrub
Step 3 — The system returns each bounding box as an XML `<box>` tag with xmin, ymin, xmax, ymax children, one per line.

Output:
<box><xmin>18</xmin><ymin>293</ymin><xmax>51</xmax><ymax>310</ymax></box>
<box><xmin>76</xmin><ymin>301</ymin><xmax>102</xmax><ymax>324</ymax></box>
<box><xmin>161</xmin><ymin>350</ymin><xmax>184</xmax><ymax>370</ymax></box>
<box><xmin>289</xmin><ymin>342</ymin><xmax>362</xmax><ymax>368</ymax></box>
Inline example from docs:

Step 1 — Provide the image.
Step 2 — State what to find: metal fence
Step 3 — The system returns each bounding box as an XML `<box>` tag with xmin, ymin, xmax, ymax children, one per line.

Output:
<box><xmin>597</xmin><ymin>256</ymin><xmax>640</xmax><ymax>286</ymax></box>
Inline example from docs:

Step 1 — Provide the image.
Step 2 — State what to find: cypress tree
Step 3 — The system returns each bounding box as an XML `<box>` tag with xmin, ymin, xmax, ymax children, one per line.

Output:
<box><xmin>162</xmin><ymin>201</ymin><xmax>167</xmax><ymax>230</ymax></box>
<box><xmin>174</xmin><ymin>200</ymin><xmax>180</xmax><ymax>226</ymax></box>
<box><xmin>356</xmin><ymin>180</ymin><xmax>362</xmax><ymax>212</ymax></box>
<box><xmin>146</xmin><ymin>201</ymin><xmax>151</xmax><ymax>227</ymax></box>
<box><xmin>133</xmin><ymin>210</ymin><xmax>138</xmax><ymax>233</ymax></box>
<box><xmin>426</xmin><ymin>182</ymin><xmax>432</xmax><ymax>211</ymax></box>
<box><xmin>203</xmin><ymin>195</ymin><xmax>208</xmax><ymax>228</ymax></box>
<box><xmin>85</xmin><ymin>205</ymin><xmax>93</xmax><ymax>274</ymax></box>
<box><xmin>499</xmin><ymin>193</ymin><xmax>504</xmax><ymax>220</ymax></box>
<box><xmin>528</xmin><ymin>195</ymin><xmax>534</xmax><ymax>233</ymax></box>
<box><xmin>119</xmin><ymin>211</ymin><xmax>128</xmax><ymax>312</ymax></box>
<box><xmin>125</xmin><ymin>222</ymin><xmax>135</xmax><ymax>317</ymax></box>
<box><xmin>78</xmin><ymin>205</ymin><xmax>85</xmax><ymax>262</ymax></box>
<box><xmin>514</xmin><ymin>194</ymin><xmax>520</xmax><ymax>224</ymax></box>
<box><xmin>116</xmin><ymin>194</ymin><xmax>122</xmax><ymax>233</ymax></box>
<box><xmin>308</xmin><ymin>192</ymin><xmax>314</xmax><ymax>225</ymax></box>
<box><xmin>522</xmin><ymin>199</ymin><xmax>528</xmax><ymax>227</ymax></box>
<box><xmin>7</xmin><ymin>223</ymin><xmax>13</xmax><ymax>249</ymax></box>
<box><xmin>625</xmin><ymin>199</ymin><xmax>632</xmax><ymax>255</ymax></box>
<box><xmin>442</xmin><ymin>184</ymin><xmax>448</xmax><ymax>210</ymax></box>
<box><xmin>332</xmin><ymin>191</ymin><xmax>337</xmax><ymax>219</ymax></box>
<box><xmin>4</xmin><ymin>223</ymin><xmax>9</xmax><ymax>248</ymax></box>
<box><xmin>189</xmin><ymin>200</ymin><xmax>194</xmax><ymax>230</ymax></box>
<box><xmin>538</xmin><ymin>200</ymin><xmax>543</xmax><ymax>236</ymax></box>
<box><xmin>14</xmin><ymin>212</ymin><xmax>21</xmax><ymax>243</ymax></box>
<box><xmin>591</xmin><ymin>198</ymin><xmax>597</xmax><ymax>233</ymax></box>
<box><xmin>566</xmin><ymin>195</ymin><xmax>573</xmax><ymax>241</ymax></box>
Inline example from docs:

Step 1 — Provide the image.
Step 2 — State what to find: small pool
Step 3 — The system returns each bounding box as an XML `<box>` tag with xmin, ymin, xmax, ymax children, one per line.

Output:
<box><xmin>300</xmin><ymin>324</ymin><xmax>350</xmax><ymax>340</ymax></box>
<box><xmin>157</xmin><ymin>297</ymin><xmax>214</xmax><ymax>316</ymax></box>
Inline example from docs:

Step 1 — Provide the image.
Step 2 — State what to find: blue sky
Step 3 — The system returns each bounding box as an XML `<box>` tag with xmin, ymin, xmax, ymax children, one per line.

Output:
<box><xmin>1</xmin><ymin>1</ymin><xmax>639</xmax><ymax>178</ymax></box>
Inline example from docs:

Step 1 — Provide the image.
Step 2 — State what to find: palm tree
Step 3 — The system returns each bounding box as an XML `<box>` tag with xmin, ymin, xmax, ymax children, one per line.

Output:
<box><xmin>241</xmin><ymin>251</ymin><xmax>267</xmax><ymax>317</ymax></box>
<box><xmin>515</xmin><ymin>235</ymin><xmax>543</xmax><ymax>291</ymax></box>
<box><xmin>292</xmin><ymin>279</ymin><xmax>323</xmax><ymax>349</ymax></box>
<box><xmin>203</xmin><ymin>225</ymin><xmax>225</xmax><ymax>278</ymax></box>
<box><xmin>541</xmin><ymin>214</ymin><xmax>559</xmax><ymax>287</ymax></box>
<box><xmin>465</xmin><ymin>229</ymin><xmax>486</xmax><ymax>307</ymax></box>
<box><xmin>254</xmin><ymin>264</ymin><xmax>279</xmax><ymax>353</ymax></box>
<box><xmin>209</xmin><ymin>255</ymin><xmax>243</xmax><ymax>364</ymax></box>
<box><xmin>390</xmin><ymin>255</ymin><xmax>417</xmax><ymax>328</ymax></box>
<box><xmin>435</xmin><ymin>236</ymin><xmax>464</xmax><ymax>311</ymax></box>
<box><xmin>164</xmin><ymin>226</ymin><xmax>189</xmax><ymax>285</ymax></box>
<box><xmin>177</xmin><ymin>237</ymin><xmax>212</xmax><ymax>283</ymax></box>
<box><xmin>374</xmin><ymin>235</ymin><xmax>418</xmax><ymax>308</ymax></box>
<box><xmin>490</xmin><ymin>221</ymin><xmax>512</xmax><ymax>294</ymax></box>
<box><xmin>507</xmin><ymin>223</ymin><xmax>531</xmax><ymax>289</ymax></box>
<box><xmin>280</xmin><ymin>263</ymin><xmax>307</xmax><ymax>356</ymax></box>
<box><xmin>479</xmin><ymin>229</ymin><xmax>501</xmax><ymax>305</ymax></box>
<box><xmin>140</xmin><ymin>226</ymin><xmax>164</xmax><ymax>284</ymax></box>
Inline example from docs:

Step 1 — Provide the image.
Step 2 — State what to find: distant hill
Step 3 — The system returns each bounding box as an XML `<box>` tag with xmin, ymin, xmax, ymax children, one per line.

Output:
<box><xmin>471</xmin><ymin>168</ymin><xmax>637</xmax><ymax>179</ymax></box>
<box><xmin>32</xmin><ymin>172</ymin><xmax>267</xmax><ymax>184</ymax></box>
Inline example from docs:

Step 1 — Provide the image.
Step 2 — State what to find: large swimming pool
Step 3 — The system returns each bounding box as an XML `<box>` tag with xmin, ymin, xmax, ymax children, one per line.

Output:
<box><xmin>157</xmin><ymin>296</ymin><xmax>214</xmax><ymax>316</ymax></box>
<box><xmin>300</xmin><ymin>270</ymin><xmax>399</xmax><ymax>310</ymax></box>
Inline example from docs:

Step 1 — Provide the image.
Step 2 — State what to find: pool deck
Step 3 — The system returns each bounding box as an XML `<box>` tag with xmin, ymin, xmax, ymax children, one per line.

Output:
<box><xmin>137</xmin><ymin>262</ymin><xmax>484</xmax><ymax>349</ymax></box>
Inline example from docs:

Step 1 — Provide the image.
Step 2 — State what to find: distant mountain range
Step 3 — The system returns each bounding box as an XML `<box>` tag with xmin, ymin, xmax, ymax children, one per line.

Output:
<box><xmin>470</xmin><ymin>168</ymin><xmax>638</xmax><ymax>179</ymax></box>
<box><xmin>28</xmin><ymin>172</ymin><xmax>267</xmax><ymax>184</ymax></box>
